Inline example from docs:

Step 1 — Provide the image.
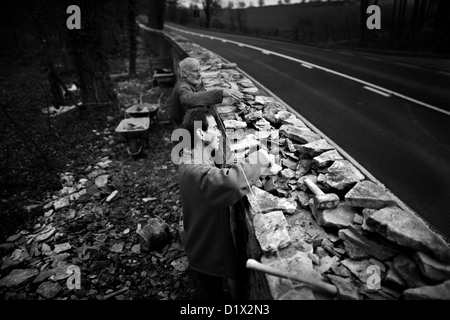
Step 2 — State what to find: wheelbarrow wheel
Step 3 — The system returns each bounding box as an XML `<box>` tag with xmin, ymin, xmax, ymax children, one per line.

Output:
<box><xmin>127</xmin><ymin>139</ymin><xmax>143</xmax><ymax>156</ymax></box>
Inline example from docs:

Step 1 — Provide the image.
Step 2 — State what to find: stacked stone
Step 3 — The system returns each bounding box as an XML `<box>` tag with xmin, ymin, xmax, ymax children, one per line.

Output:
<box><xmin>168</xmin><ymin>32</ymin><xmax>450</xmax><ymax>300</ymax></box>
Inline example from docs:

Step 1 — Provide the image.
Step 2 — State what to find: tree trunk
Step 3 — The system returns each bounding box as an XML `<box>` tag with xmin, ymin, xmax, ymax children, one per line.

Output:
<box><xmin>203</xmin><ymin>1</ymin><xmax>211</xmax><ymax>28</ymax></box>
<box><xmin>66</xmin><ymin>0</ymin><xmax>117</xmax><ymax>117</ymax></box>
<box><xmin>147</xmin><ymin>0</ymin><xmax>166</xmax><ymax>30</ymax></box>
<box><xmin>129</xmin><ymin>0</ymin><xmax>137</xmax><ymax>77</ymax></box>
<box><xmin>360</xmin><ymin>0</ymin><xmax>369</xmax><ymax>47</ymax></box>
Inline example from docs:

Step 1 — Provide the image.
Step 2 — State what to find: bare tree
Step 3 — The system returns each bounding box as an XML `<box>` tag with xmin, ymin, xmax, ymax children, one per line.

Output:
<box><xmin>65</xmin><ymin>0</ymin><xmax>118</xmax><ymax>115</ymax></box>
<box><xmin>129</xmin><ymin>0</ymin><xmax>137</xmax><ymax>77</ymax></box>
<box><xmin>202</xmin><ymin>0</ymin><xmax>222</xmax><ymax>28</ymax></box>
<box><xmin>258</xmin><ymin>0</ymin><xmax>265</xmax><ymax>6</ymax></box>
<box><xmin>147</xmin><ymin>0</ymin><xmax>166</xmax><ymax>30</ymax></box>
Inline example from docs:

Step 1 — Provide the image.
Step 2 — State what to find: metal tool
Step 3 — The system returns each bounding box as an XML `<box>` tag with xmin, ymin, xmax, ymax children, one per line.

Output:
<box><xmin>304</xmin><ymin>178</ymin><xmax>339</xmax><ymax>209</ymax></box>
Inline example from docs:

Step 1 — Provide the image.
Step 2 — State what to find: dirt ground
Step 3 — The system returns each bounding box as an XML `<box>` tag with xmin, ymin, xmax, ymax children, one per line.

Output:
<box><xmin>0</xmin><ymin>38</ymin><xmax>195</xmax><ymax>300</ymax></box>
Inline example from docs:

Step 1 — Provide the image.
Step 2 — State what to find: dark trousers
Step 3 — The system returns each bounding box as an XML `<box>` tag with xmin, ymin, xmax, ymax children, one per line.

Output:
<box><xmin>189</xmin><ymin>269</ymin><xmax>246</xmax><ymax>301</ymax></box>
<box><xmin>189</xmin><ymin>269</ymin><xmax>226</xmax><ymax>300</ymax></box>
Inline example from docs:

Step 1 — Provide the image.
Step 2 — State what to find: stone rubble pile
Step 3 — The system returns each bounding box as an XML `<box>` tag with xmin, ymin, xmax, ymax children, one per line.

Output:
<box><xmin>0</xmin><ymin>86</ymin><xmax>188</xmax><ymax>299</ymax></box>
<box><xmin>168</xmin><ymin>31</ymin><xmax>450</xmax><ymax>300</ymax></box>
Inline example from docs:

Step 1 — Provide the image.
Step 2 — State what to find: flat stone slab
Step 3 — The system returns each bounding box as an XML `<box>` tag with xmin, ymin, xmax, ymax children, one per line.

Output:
<box><xmin>247</xmin><ymin>186</ymin><xmax>297</xmax><ymax>215</ymax></box>
<box><xmin>261</xmin><ymin>252</ymin><xmax>324</xmax><ymax>300</ymax></box>
<box><xmin>54</xmin><ymin>243</ymin><xmax>72</xmax><ymax>254</ymax></box>
<box><xmin>313</xmin><ymin>150</ymin><xmax>344</xmax><ymax>168</ymax></box>
<box><xmin>403</xmin><ymin>280</ymin><xmax>450</xmax><ymax>300</ymax></box>
<box><xmin>366</xmin><ymin>206</ymin><xmax>450</xmax><ymax>263</ymax></box>
<box><xmin>36</xmin><ymin>281</ymin><xmax>63</xmax><ymax>299</ymax></box>
<box><xmin>392</xmin><ymin>254</ymin><xmax>428</xmax><ymax>288</ymax></box>
<box><xmin>325</xmin><ymin>160</ymin><xmax>365</xmax><ymax>190</ymax></box>
<box><xmin>280</xmin><ymin>168</ymin><xmax>296</xmax><ymax>179</ymax></box>
<box><xmin>279</xmin><ymin>125</ymin><xmax>321</xmax><ymax>144</ymax></box>
<box><xmin>0</xmin><ymin>269</ymin><xmax>39</xmax><ymax>287</ymax></box>
<box><xmin>338</xmin><ymin>227</ymin><xmax>399</xmax><ymax>261</ymax></box>
<box><xmin>296</xmin><ymin>139</ymin><xmax>335</xmax><ymax>157</ymax></box>
<box><xmin>326</xmin><ymin>274</ymin><xmax>360</xmax><ymax>300</ymax></box>
<box><xmin>224</xmin><ymin>119</ymin><xmax>247</xmax><ymax>129</ymax></box>
<box><xmin>290</xmin><ymin>190</ymin><xmax>311</xmax><ymax>208</ymax></box>
<box><xmin>263</xmin><ymin>103</ymin><xmax>286</xmax><ymax>124</ymax></box>
<box><xmin>281</xmin><ymin>157</ymin><xmax>298</xmax><ymax>171</ymax></box>
<box><xmin>384</xmin><ymin>261</ymin><xmax>407</xmax><ymax>290</ymax></box>
<box><xmin>345</xmin><ymin>180</ymin><xmax>398</xmax><ymax>209</ymax></box>
<box><xmin>253</xmin><ymin>211</ymin><xmax>291</xmax><ymax>253</ymax></box>
<box><xmin>285</xmin><ymin>209</ymin><xmax>328</xmax><ymax>245</ymax></box>
<box><xmin>53</xmin><ymin>196</ymin><xmax>70</xmax><ymax>211</ymax></box>
<box><xmin>216</xmin><ymin>105</ymin><xmax>238</xmax><ymax>114</ymax></box>
<box><xmin>311</xmin><ymin>203</ymin><xmax>357</xmax><ymax>229</ymax></box>
<box><xmin>340</xmin><ymin>259</ymin><xmax>373</xmax><ymax>283</ymax></box>
<box><xmin>283</xmin><ymin>117</ymin><xmax>307</xmax><ymax>128</ymax></box>
<box><xmin>316</xmin><ymin>256</ymin><xmax>339</xmax><ymax>274</ymax></box>
<box><xmin>343</xmin><ymin>241</ymin><xmax>371</xmax><ymax>260</ymax></box>
<box><xmin>413</xmin><ymin>251</ymin><xmax>450</xmax><ymax>283</ymax></box>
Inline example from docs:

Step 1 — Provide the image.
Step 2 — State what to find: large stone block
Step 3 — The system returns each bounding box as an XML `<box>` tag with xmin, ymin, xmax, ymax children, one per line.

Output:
<box><xmin>338</xmin><ymin>227</ymin><xmax>399</xmax><ymax>261</ymax></box>
<box><xmin>345</xmin><ymin>180</ymin><xmax>398</xmax><ymax>210</ymax></box>
<box><xmin>403</xmin><ymin>280</ymin><xmax>450</xmax><ymax>300</ymax></box>
<box><xmin>279</xmin><ymin>125</ymin><xmax>321</xmax><ymax>144</ymax></box>
<box><xmin>261</xmin><ymin>252</ymin><xmax>324</xmax><ymax>300</ymax></box>
<box><xmin>325</xmin><ymin>160</ymin><xmax>365</xmax><ymax>190</ymax></box>
<box><xmin>366</xmin><ymin>206</ymin><xmax>450</xmax><ymax>263</ymax></box>
<box><xmin>414</xmin><ymin>251</ymin><xmax>450</xmax><ymax>283</ymax></box>
<box><xmin>392</xmin><ymin>254</ymin><xmax>429</xmax><ymax>288</ymax></box>
<box><xmin>312</xmin><ymin>150</ymin><xmax>344</xmax><ymax>168</ymax></box>
<box><xmin>253</xmin><ymin>211</ymin><xmax>291</xmax><ymax>254</ymax></box>
<box><xmin>247</xmin><ymin>186</ymin><xmax>297</xmax><ymax>215</ymax></box>
<box><xmin>296</xmin><ymin>139</ymin><xmax>335</xmax><ymax>157</ymax></box>
<box><xmin>310</xmin><ymin>203</ymin><xmax>357</xmax><ymax>229</ymax></box>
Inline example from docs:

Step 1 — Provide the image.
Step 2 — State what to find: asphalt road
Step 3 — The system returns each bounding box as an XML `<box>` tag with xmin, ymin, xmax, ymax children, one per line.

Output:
<box><xmin>168</xmin><ymin>25</ymin><xmax>450</xmax><ymax>239</ymax></box>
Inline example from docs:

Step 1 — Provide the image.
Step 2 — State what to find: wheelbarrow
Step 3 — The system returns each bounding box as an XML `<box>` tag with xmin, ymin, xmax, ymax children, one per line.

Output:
<box><xmin>115</xmin><ymin>117</ymin><xmax>150</xmax><ymax>156</ymax></box>
<box><xmin>125</xmin><ymin>93</ymin><xmax>163</xmax><ymax>125</ymax></box>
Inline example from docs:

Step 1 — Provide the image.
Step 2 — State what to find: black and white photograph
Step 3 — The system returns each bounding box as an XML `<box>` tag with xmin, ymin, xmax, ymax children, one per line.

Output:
<box><xmin>0</xmin><ymin>0</ymin><xmax>449</xmax><ymax>309</ymax></box>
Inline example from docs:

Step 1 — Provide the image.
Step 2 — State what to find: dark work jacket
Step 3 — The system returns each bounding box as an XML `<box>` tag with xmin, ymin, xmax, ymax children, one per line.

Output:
<box><xmin>178</xmin><ymin>154</ymin><xmax>266</xmax><ymax>279</ymax></box>
<box><xmin>171</xmin><ymin>79</ymin><xmax>223</xmax><ymax>126</ymax></box>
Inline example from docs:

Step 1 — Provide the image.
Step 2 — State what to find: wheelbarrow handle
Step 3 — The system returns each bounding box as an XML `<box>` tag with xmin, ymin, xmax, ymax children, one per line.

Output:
<box><xmin>246</xmin><ymin>259</ymin><xmax>338</xmax><ymax>296</ymax></box>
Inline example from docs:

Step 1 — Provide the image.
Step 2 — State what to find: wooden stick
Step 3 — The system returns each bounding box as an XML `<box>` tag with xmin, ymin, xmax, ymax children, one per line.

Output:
<box><xmin>102</xmin><ymin>286</ymin><xmax>129</xmax><ymax>300</ymax></box>
<box><xmin>246</xmin><ymin>259</ymin><xmax>338</xmax><ymax>296</ymax></box>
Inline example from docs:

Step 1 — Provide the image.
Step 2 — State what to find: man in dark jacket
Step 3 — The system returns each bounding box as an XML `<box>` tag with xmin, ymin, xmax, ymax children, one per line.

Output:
<box><xmin>176</xmin><ymin>108</ymin><xmax>272</xmax><ymax>300</ymax></box>
<box><xmin>171</xmin><ymin>57</ymin><xmax>242</xmax><ymax>126</ymax></box>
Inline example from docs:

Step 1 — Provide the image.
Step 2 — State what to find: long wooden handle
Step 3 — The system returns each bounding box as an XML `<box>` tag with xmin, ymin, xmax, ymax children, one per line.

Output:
<box><xmin>304</xmin><ymin>178</ymin><xmax>324</xmax><ymax>196</ymax></box>
<box><xmin>246</xmin><ymin>259</ymin><xmax>338</xmax><ymax>296</ymax></box>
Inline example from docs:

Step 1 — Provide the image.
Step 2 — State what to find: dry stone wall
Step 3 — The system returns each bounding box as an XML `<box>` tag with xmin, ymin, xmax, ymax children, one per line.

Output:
<box><xmin>163</xmin><ymin>30</ymin><xmax>450</xmax><ymax>300</ymax></box>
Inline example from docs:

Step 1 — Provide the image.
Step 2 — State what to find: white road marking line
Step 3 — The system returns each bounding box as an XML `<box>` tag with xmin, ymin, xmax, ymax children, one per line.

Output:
<box><xmin>261</xmin><ymin>50</ymin><xmax>271</xmax><ymax>55</ymax></box>
<box><xmin>221</xmin><ymin>39</ymin><xmax>228</xmax><ymax>43</ymax></box>
<box><xmin>438</xmin><ymin>71</ymin><xmax>450</xmax><ymax>77</ymax></box>
<box><xmin>340</xmin><ymin>51</ymin><xmax>354</xmax><ymax>56</ymax></box>
<box><xmin>363</xmin><ymin>56</ymin><xmax>380</xmax><ymax>61</ymax></box>
<box><xmin>194</xmin><ymin>40</ymin><xmax>419</xmax><ymax>219</ymax></box>
<box><xmin>301</xmin><ymin>63</ymin><xmax>313</xmax><ymax>69</ymax></box>
<box><xmin>395</xmin><ymin>62</ymin><xmax>419</xmax><ymax>69</ymax></box>
<box><xmin>165</xmin><ymin>25</ymin><xmax>450</xmax><ymax>117</ymax></box>
<box><xmin>364</xmin><ymin>86</ymin><xmax>392</xmax><ymax>97</ymax></box>
<box><xmin>237</xmin><ymin>43</ymin><xmax>245</xmax><ymax>47</ymax></box>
